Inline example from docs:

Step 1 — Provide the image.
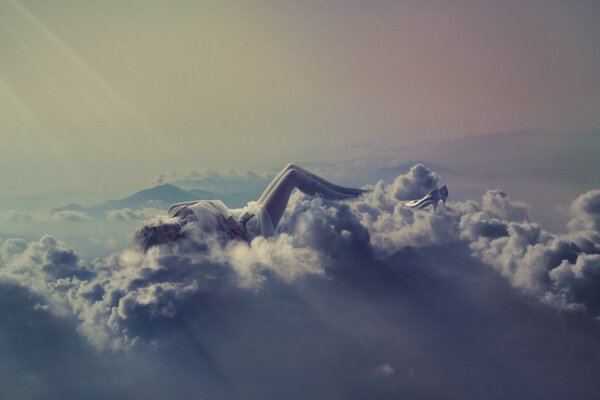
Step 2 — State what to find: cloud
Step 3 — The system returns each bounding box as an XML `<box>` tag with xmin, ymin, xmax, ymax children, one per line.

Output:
<box><xmin>0</xmin><ymin>225</ymin><xmax>327</xmax><ymax>349</ymax></box>
<box><xmin>224</xmin><ymin>234</ymin><xmax>325</xmax><ymax>289</ymax></box>
<box><xmin>460</xmin><ymin>192</ymin><xmax>600</xmax><ymax>316</ymax></box>
<box><xmin>568</xmin><ymin>189</ymin><xmax>600</xmax><ymax>232</ymax></box>
<box><xmin>4</xmin><ymin>164</ymin><xmax>600</xmax><ymax>349</ymax></box>
<box><xmin>152</xmin><ymin>168</ymin><xmax>272</xmax><ymax>185</ymax></box>
<box><xmin>1</xmin><ymin>164</ymin><xmax>600</xmax><ymax>399</ymax></box>
<box><xmin>481</xmin><ymin>190</ymin><xmax>531</xmax><ymax>222</ymax></box>
<box><xmin>334</xmin><ymin>167</ymin><xmax>600</xmax><ymax>317</ymax></box>
<box><xmin>548</xmin><ymin>254</ymin><xmax>600</xmax><ymax>314</ymax></box>
<box><xmin>359</xmin><ymin>163</ymin><xmax>440</xmax><ymax>213</ymax></box>
<box><xmin>0</xmin><ymin>210</ymin><xmax>34</xmax><ymax>222</ymax></box>
<box><xmin>374</xmin><ymin>363</ymin><xmax>395</xmax><ymax>376</ymax></box>
<box><xmin>51</xmin><ymin>210</ymin><xmax>91</xmax><ymax>222</ymax></box>
<box><xmin>0</xmin><ymin>209</ymin><xmax>91</xmax><ymax>223</ymax></box>
<box><xmin>387</xmin><ymin>163</ymin><xmax>440</xmax><ymax>200</ymax></box>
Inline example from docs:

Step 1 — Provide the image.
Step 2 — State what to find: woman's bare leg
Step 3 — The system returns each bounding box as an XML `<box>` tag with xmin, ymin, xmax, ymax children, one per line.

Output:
<box><xmin>258</xmin><ymin>163</ymin><xmax>365</xmax><ymax>205</ymax></box>
<box><xmin>261</xmin><ymin>168</ymin><xmax>363</xmax><ymax>231</ymax></box>
<box><xmin>286</xmin><ymin>164</ymin><xmax>367</xmax><ymax>195</ymax></box>
<box><xmin>257</xmin><ymin>164</ymin><xmax>295</xmax><ymax>204</ymax></box>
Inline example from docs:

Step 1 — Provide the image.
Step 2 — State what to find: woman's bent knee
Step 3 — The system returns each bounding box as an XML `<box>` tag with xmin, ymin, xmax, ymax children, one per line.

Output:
<box><xmin>284</xmin><ymin>163</ymin><xmax>300</xmax><ymax>172</ymax></box>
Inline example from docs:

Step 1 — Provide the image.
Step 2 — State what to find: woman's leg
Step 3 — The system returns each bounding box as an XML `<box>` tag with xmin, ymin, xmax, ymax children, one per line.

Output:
<box><xmin>261</xmin><ymin>168</ymin><xmax>363</xmax><ymax>231</ymax></box>
<box><xmin>258</xmin><ymin>164</ymin><xmax>366</xmax><ymax>204</ymax></box>
<box><xmin>257</xmin><ymin>164</ymin><xmax>296</xmax><ymax>204</ymax></box>
<box><xmin>286</xmin><ymin>164</ymin><xmax>367</xmax><ymax>196</ymax></box>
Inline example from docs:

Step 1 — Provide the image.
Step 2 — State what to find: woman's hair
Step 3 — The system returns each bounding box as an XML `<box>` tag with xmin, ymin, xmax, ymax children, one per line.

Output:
<box><xmin>132</xmin><ymin>215</ymin><xmax>183</xmax><ymax>251</ymax></box>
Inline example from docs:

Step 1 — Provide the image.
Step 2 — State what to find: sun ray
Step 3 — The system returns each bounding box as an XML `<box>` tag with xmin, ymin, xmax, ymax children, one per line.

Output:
<box><xmin>0</xmin><ymin>73</ymin><xmax>90</xmax><ymax>188</ymax></box>
<box><xmin>0</xmin><ymin>0</ymin><xmax>180</xmax><ymax>194</ymax></box>
<box><xmin>7</xmin><ymin>0</ymin><xmax>155</xmax><ymax>134</ymax></box>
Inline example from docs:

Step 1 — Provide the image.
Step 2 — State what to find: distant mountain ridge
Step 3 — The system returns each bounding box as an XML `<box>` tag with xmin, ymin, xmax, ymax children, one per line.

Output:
<box><xmin>96</xmin><ymin>184</ymin><xmax>199</xmax><ymax>210</ymax></box>
<box><xmin>172</xmin><ymin>174</ymin><xmax>272</xmax><ymax>207</ymax></box>
<box><xmin>53</xmin><ymin>184</ymin><xmax>219</xmax><ymax>217</ymax></box>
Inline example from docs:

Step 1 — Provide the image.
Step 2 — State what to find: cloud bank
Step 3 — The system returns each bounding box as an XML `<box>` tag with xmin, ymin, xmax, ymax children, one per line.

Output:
<box><xmin>153</xmin><ymin>168</ymin><xmax>272</xmax><ymax>186</ymax></box>
<box><xmin>1</xmin><ymin>164</ymin><xmax>599</xmax><ymax>399</ymax></box>
<box><xmin>3</xmin><ymin>164</ymin><xmax>600</xmax><ymax>344</ymax></box>
<box><xmin>0</xmin><ymin>209</ymin><xmax>91</xmax><ymax>223</ymax></box>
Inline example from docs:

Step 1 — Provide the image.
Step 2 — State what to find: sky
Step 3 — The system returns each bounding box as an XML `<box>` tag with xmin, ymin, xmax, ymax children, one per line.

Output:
<box><xmin>1</xmin><ymin>0</ymin><xmax>600</xmax><ymax>197</ymax></box>
<box><xmin>1</xmin><ymin>3</ymin><xmax>600</xmax><ymax>398</ymax></box>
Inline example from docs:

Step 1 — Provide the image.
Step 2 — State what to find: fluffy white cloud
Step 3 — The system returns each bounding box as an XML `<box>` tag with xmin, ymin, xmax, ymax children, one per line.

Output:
<box><xmin>481</xmin><ymin>190</ymin><xmax>531</xmax><ymax>222</ymax></box>
<box><xmin>0</xmin><ymin>226</ymin><xmax>327</xmax><ymax>349</ymax></box>
<box><xmin>359</xmin><ymin>163</ymin><xmax>439</xmax><ymax>214</ymax></box>
<box><xmin>51</xmin><ymin>210</ymin><xmax>91</xmax><ymax>222</ymax></box>
<box><xmin>341</xmin><ymin>167</ymin><xmax>600</xmax><ymax>317</ymax></box>
<box><xmin>461</xmin><ymin>190</ymin><xmax>600</xmax><ymax>316</ymax></box>
<box><xmin>1</xmin><ymin>164</ymin><xmax>600</xmax><ymax>352</ymax></box>
<box><xmin>568</xmin><ymin>189</ymin><xmax>600</xmax><ymax>232</ymax></box>
<box><xmin>2</xmin><ymin>165</ymin><xmax>600</xmax><ymax>399</ymax></box>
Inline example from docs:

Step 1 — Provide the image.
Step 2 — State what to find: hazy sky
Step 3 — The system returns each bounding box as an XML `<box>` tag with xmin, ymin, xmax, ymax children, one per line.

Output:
<box><xmin>1</xmin><ymin>0</ymin><xmax>599</xmax><ymax>196</ymax></box>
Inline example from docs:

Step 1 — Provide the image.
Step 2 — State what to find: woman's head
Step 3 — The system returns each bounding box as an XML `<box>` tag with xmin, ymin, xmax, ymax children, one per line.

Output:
<box><xmin>132</xmin><ymin>215</ymin><xmax>183</xmax><ymax>251</ymax></box>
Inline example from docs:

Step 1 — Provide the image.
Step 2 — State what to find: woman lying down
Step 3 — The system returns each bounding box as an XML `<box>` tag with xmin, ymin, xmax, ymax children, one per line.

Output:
<box><xmin>133</xmin><ymin>164</ymin><xmax>368</xmax><ymax>251</ymax></box>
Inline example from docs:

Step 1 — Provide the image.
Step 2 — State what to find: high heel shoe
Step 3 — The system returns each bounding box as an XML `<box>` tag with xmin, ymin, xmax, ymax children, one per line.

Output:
<box><xmin>439</xmin><ymin>185</ymin><xmax>448</xmax><ymax>206</ymax></box>
<box><xmin>404</xmin><ymin>188</ymin><xmax>441</xmax><ymax>211</ymax></box>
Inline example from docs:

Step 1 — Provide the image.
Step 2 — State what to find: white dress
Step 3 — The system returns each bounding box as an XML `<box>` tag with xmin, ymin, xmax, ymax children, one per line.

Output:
<box><xmin>168</xmin><ymin>200</ymin><xmax>275</xmax><ymax>242</ymax></box>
